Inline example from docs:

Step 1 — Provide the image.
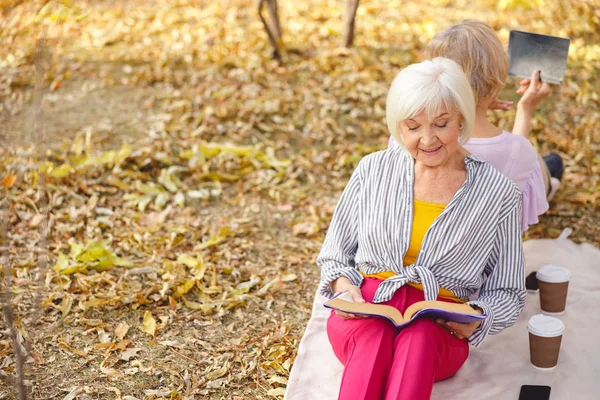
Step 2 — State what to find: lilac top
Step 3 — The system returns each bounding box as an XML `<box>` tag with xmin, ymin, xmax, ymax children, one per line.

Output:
<box><xmin>388</xmin><ymin>131</ymin><xmax>548</xmax><ymax>231</ymax></box>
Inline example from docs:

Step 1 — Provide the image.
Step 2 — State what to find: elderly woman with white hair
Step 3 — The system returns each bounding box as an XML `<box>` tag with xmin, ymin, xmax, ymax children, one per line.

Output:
<box><xmin>317</xmin><ymin>57</ymin><xmax>526</xmax><ymax>400</ymax></box>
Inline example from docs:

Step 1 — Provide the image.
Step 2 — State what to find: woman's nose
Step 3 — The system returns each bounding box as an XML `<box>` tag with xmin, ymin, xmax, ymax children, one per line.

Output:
<box><xmin>420</xmin><ymin>130</ymin><xmax>437</xmax><ymax>146</ymax></box>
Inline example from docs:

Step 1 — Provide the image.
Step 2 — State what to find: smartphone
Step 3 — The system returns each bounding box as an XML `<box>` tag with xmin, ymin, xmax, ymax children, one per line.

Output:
<box><xmin>519</xmin><ymin>385</ymin><xmax>551</xmax><ymax>400</ymax></box>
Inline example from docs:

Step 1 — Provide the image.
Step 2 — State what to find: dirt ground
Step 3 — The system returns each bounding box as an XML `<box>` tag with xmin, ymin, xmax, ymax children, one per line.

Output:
<box><xmin>0</xmin><ymin>0</ymin><xmax>598</xmax><ymax>399</ymax></box>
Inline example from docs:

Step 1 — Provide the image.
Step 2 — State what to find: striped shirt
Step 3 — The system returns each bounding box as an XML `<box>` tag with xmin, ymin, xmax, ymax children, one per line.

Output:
<box><xmin>317</xmin><ymin>148</ymin><xmax>526</xmax><ymax>347</ymax></box>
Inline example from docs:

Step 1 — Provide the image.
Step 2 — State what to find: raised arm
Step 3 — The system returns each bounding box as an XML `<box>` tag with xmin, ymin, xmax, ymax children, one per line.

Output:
<box><xmin>317</xmin><ymin>162</ymin><xmax>365</xmax><ymax>299</ymax></box>
<box><xmin>467</xmin><ymin>191</ymin><xmax>526</xmax><ymax>347</ymax></box>
<box><xmin>512</xmin><ymin>70</ymin><xmax>552</xmax><ymax>139</ymax></box>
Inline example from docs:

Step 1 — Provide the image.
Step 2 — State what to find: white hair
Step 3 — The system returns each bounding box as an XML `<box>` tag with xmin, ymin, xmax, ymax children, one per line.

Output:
<box><xmin>386</xmin><ymin>57</ymin><xmax>475</xmax><ymax>146</ymax></box>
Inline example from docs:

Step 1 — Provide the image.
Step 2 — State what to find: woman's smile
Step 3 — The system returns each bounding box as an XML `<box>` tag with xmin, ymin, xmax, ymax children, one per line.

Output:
<box><xmin>419</xmin><ymin>146</ymin><xmax>443</xmax><ymax>155</ymax></box>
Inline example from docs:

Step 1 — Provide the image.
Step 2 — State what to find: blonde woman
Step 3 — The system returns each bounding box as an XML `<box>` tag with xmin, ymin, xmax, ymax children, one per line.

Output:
<box><xmin>390</xmin><ymin>20</ymin><xmax>562</xmax><ymax>232</ymax></box>
<box><xmin>318</xmin><ymin>57</ymin><xmax>525</xmax><ymax>400</ymax></box>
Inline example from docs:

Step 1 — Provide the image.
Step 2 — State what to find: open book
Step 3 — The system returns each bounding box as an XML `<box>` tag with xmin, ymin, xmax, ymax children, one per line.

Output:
<box><xmin>324</xmin><ymin>292</ymin><xmax>486</xmax><ymax>329</ymax></box>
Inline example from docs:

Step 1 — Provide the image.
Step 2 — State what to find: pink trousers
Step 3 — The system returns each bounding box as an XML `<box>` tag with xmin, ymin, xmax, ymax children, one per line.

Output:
<box><xmin>327</xmin><ymin>278</ymin><xmax>469</xmax><ymax>400</ymax></box>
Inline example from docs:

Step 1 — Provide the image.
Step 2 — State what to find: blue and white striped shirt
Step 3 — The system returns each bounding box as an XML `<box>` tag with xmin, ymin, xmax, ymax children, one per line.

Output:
<box><xmin>317</xmin><ymin>148</ymin><xmax>526</xmax><ymax>347</ymax></box>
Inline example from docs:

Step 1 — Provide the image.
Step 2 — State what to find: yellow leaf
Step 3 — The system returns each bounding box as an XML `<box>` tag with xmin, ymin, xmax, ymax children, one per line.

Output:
<box><xmin>81</xmin><ymin>297</ymin><xmax>113</xmax><ymax>310</ymax></box>
<box><xmin>182</xmin><ymin>297</ymin><xmax>215</xmax><ymax>314</ymax></box>
<box><xmin>267</xmin><ymin>387</ymin><xmax>286</xmax><ymax>398</ymax></box>
<box><xmin>178</xmin><ymin>254</ymin><xmax>205</xmax><ymax>279</ymax></box>
<box><xmin>194</xmin><ymin>255</ymin><xmax>206</xmax><ymax>280</ymax></box>
<box><xmin>49</xmin><ymin>164</ymin><xmax>72</xmax><ymax>178</ymax></box>
<box><xmin>61</xmin><ymin>294</ymin><xmax>73</xmax><ymax>318</ymax></box>
<box><xmin>78</xmin><ymin>246</ymin><xmax>110</xmax><ymax>262</ymax></box>
<box><xmin>196</xmin><ymin>226</ymin><xmax>234</xmax><ymax>250</ymax></box>
<box><xmin>177</xmin><ymin>254</ymin><xmax>198</xmax><ymax>268</ymax></box>
<box><xmin>2</xmin><ymin>175</ymin><xmax>16</xmax><ymax>189</ymax></box>
<box><xmin>70</xmin><ymin>242</ymin><xmax>83</xmax><ymax>258</ymax></box>
<box><xmin>114</xmin><ymin>258</ymin><xmax>133</xmax><ymax>268</ymax></box>
<box><xmin>174</xmin><ymin>279</ymin><xmax>196</xmax><ymax>298</ymax></box>
<box><xmin>58</xmin><ymin>0</ymin><xmax>74</xmax><ymax>9</ymax></box>
<box><xmin>268</xmin><ymin>375</ymin><xmax>288</xmax><ymax>385</ymax></box>
<box><xmin>53</xmin><ymin>253</ymin><xmax>83</xmax><ymax>275</ymax></box>
<box><xmin>53</xmin><ymin>253</ymin><xmax>68</xmax><ymax>271</ymax></box>
<box><xmin>141</xmin><ymin>311</ymin><xmax>156</xmax><ymax>337</ymax></box>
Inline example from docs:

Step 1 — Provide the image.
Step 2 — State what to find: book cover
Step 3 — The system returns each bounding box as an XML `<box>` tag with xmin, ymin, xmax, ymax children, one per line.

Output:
<box><xmin>324</xmin><ymin>291</ymin><xmax>487</xmax><ymax>329</ymax></box>
<box><xmin>507</xmin><ymin>30</ymin><xmax>571</xmax><ymax>85</ymax></box>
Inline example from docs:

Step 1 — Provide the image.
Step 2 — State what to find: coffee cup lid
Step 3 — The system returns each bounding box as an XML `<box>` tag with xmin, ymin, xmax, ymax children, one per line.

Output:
<box><xmin>536</xmin><ymin>264</ymin><xmax>571</xmax><ymax>283</ymax></box>
<box><xmin>527</xmin><ymin>314</ymin><xmax>565</xmax><ymax>337</ymax></box>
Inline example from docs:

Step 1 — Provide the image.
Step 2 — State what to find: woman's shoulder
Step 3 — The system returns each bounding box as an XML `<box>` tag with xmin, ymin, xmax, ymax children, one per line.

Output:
<box><xmin>502</xmin><ymin>131</ymin><xmax>538</xmax><ymax>158</ymax></box>
<box><xmin>359</xmin><ymin>148</ymin><xmax>411</xmax><ymax>169</ymax></box>
<box><xmin>467</xmin><ymin>131</ymin><xmax>538</xmax><ymax>161</ymax></box>
<box><xmin>468</xmin><ymin>155</ymin><xmax>522</xmax><ymax>201</ymax></box>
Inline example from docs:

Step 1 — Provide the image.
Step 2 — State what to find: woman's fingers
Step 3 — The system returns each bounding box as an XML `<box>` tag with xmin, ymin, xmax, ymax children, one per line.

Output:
<box><xmin>335</xmin><ymin>310</ymin><xmax>364</xmax><ymax>319</ymax></box>
<box><xmin>539</xmin><ymin>82</ymin><xmax>552</xmax><ymax>97</ymax></box>
<box><xmin>488</xmin><ymin>98</ymin><xmax>513</xmax><ymax>110</ymax></box>
<box><xmin>519</xmin><ymin>78</ymin><xmax>531</xmax><ymax>86</ymax></box>
<box><xmin>445</xmin><ymin>320</ymin><xmax>481</xmax><ymax>339</ymax></box>
<box><xmin>348</xmin><ymin>286</ymin><xmax>366</xmax><ymax>303</ymax></box>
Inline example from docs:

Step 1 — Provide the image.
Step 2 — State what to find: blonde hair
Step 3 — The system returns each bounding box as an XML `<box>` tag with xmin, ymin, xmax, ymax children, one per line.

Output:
<box><xmin>386</xmin><ymin>57</ymin><xmax>475</xmax><ymax>146</ymax></box>
<box><xmin>424</xmin><ymin>19</ymin><xmax>508</xmax><ymax>105</ymax></box>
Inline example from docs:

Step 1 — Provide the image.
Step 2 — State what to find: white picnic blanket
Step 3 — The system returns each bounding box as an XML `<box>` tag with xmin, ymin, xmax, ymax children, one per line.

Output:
<box><xmin>284</xmin><ymin>238</ymin><xmax>600</xmax><ymax>400</ymax></box>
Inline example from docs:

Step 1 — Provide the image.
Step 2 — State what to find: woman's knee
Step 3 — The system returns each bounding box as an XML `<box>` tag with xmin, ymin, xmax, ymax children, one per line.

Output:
<box><xmin>394</xmin><ymin>319</ymin><xmax>446</xmax><ymax>349</ymax></box>
<box><xmin>327</xmin><ymin>315</ymin><xmax>396</xmax><ymax>361</ymax></box>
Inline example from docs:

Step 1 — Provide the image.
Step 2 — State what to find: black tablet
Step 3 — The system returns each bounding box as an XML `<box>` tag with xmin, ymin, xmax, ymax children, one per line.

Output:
<box><xmin>507</xmin><ymin>30</ymin><xmax>570</xmax><ymax>85</ymax></box>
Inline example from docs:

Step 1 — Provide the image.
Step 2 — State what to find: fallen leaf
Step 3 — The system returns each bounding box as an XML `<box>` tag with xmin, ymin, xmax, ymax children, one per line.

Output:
<box><xmin>281</xmin><ymin>273</ymin><xmax>297</xmax><ymax>282</ymax></box>
<box><xmin>267</xmin><ymin>387</ymin><xmax>286</xmax><ymax>397</ymax></box>
<box><xmin>119</xmin><ymin>347</ymin><xmax>142</xmax><ymax>361</ymax></box>
<box><xmin>292</xmin><ymin>220</ymin><xmax>320</xmax><ymax>237</ymax></box>
<box><xmin>29</xmin><ymin>214</ymin><xmax>44</xmax><ymax>228</ymax></box>
<box><xmin>206</xmin><ymin>361</ymin><xmax>229</xmax><ymax>380</ymax></box>
<box><xmin>49</xmin><ymin>164</ymin><xmax>72</xmax><ymax>178</ymax></box>
<box><xmin>114</xmin><ymin>322</ymin><xmax>130</xmax><ymax>341</ymax></box>
<box><xmin>2</xmin><ymin>175</ymin><xmax>16</xmax><ymax>189</ymax></box>
<box><xmin>141</xmin><ymin>311</ymin><xmax>156</xmax><ymax>336</ymax></box>
<box><xmin>177</xmin><ymin>254</ymin><xmax>198</xmax><ymax>268</ymax></box>
<box><xmin>61</xmin><ymin>294</ymin><xmax>73</xmax><ymax>318</ymax></box>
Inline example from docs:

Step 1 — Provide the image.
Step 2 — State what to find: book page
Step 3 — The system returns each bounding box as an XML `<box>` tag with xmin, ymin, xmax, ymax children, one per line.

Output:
<box><xmin>403</xmin><ymin>300</ymin><xmax>480</xmax><ymax>322</ymax></box>
<box><xmin>324</xmin><ymin>296</ymin><xmax>405</xmax><ymax>325</ymax></box>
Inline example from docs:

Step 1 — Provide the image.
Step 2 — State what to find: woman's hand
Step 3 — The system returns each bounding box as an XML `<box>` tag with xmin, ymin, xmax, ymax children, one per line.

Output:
<box><xmin>516</xmin><ymin>70</ymin><xmax>552</xmax><ymax>113</ymax></box>
<box><xmin>488</xmin><ymin>98</ymin><xmax>513</xmax><ymax>111</ymax></box>
<box><xmin>331</xmin><ymin>276</ymin><xmax>365</xmax><ymax>320</ymax></box>
<box><xmin>436</xmin><ymin>306</ymin><xmax>483</xmax><ymax>340</ymax></box>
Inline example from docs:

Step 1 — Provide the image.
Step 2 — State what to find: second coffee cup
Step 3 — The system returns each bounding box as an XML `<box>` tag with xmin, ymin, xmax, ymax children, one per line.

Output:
<box><xmin>536</xmin><ymin>264</ymin><xmax>570</xmax><ymax>315</ymax></box>
<box><xmin>528</xmin><ymin>314</ymin><xmax>564</xmax><ymax>370</ymax></box>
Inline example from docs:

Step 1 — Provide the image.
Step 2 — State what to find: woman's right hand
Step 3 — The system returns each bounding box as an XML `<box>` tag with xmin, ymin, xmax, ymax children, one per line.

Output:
<box><xmin>331</xmin><ymin>276</ymin><xmax>366</xmax><ymax>320</ymax></box>
<box><xmin>516</xmin><ymin>70</ymin><xmax>552</xmax><ymax>112</ymax></box>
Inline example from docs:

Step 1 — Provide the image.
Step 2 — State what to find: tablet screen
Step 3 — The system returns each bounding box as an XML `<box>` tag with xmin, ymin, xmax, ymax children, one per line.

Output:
<box><xmin>507</xmin><ymin>30</ymin><xmax>570</xmax><ymax>85</ymax></box>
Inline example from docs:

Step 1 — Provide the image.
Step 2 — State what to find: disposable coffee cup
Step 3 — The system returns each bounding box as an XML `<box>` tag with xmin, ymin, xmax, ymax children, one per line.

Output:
<box><xmin>527</xmin><ymin>314</ymin><xmax>564</xmax><ymax>370</ymax></box>
<box><xmin>536</xmin><ymin>265</ymin><xmax>570</xmax><ymax>315</ymax></box>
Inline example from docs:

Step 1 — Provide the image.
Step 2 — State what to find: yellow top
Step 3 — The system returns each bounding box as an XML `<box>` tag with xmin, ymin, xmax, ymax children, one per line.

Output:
<box><xmin>361</xmin><ymin>199</ymin><xmax>466</xmax><ymax>303</ymax></box>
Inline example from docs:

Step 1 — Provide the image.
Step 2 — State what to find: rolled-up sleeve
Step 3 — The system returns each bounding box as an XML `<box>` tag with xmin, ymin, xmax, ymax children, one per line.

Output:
<box><xmin>317</xmin><ymin>162</ymin><xmax>364</xmax><ymax>298</ymax></box>
<box><xmin>467</xmin><ymin>192</ymin><xmax>526</xmax><ymax>347</ymax></box>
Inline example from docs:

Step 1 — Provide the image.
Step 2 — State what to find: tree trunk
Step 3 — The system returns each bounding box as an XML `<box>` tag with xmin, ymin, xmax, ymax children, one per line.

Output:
<box><xmin>258</xmin><ymin>0</ymin><xmax>282</xmax><ymax>60</ymax></box>
<box><xmin>342</xmin><ymin>0</ymin><xmax>360</xmax><ymax>48</ymax></box>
